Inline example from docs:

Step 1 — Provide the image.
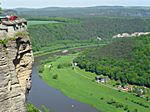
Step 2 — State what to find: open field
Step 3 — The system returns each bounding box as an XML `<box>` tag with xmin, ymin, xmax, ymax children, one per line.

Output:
<box><xmin>41</xmin><ymin>54</ymin><xmax>150</xmax><ymax>112</ymax></box>
<box><xmin>28</xmin><ymin>20</ymin><xmax>59</xmax><ymax>26</ymax></box>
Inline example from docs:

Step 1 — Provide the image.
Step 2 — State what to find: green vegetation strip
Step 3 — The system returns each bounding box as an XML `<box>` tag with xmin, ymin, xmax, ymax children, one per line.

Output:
<box><xmin>41</xmin><ymin>54</ymin><xmax>150</xmax><ymax>112</ymax></box>
<box><xmin>34</xmin><ymin>44</ymin><xmax>105</xmax><ymax>57</ymax></box>
<box><xmin>28</xmin><ymin>20</ymin><xmax>60</xmax><ymax>26</ymax></box>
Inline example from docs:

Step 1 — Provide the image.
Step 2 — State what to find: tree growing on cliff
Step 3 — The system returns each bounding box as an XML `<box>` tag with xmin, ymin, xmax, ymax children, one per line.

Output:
<box><xmin>27</xmin><ymin>103</ymin><xmax>39</xmax><ymax>112</ymax></box>
<box><xmin>0</xmin><ymin>3</ymin><xmax>2</xmax><ymax>14</ymax></box>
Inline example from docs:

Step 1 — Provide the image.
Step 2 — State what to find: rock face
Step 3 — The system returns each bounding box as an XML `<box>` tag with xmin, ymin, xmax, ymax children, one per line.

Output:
<box><xmin>0</xmin><ymin>33</ymin><xmax>34</xmax><ymax>112</ymax></box>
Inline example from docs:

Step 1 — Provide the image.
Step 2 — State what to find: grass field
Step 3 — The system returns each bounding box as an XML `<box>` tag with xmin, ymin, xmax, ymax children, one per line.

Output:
<box><xmin>41</xmin><ymin>54</ymin><xmax>150</xmax><ymax>112</ymax></box>
<box><xmin>28</xmin><ymin>20</ymin><xmax>60</xmax><ymax>26</ymax></box>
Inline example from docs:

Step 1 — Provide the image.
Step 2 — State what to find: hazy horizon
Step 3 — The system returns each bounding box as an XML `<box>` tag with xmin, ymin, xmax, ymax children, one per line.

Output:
<box><xmin>3</xmin><ymin>6</ymin><xmax>150</xmax><ymax>10</ymax></box>
<box><xmin>1</xmin><ymin>0</ymin><xmax>150</xmax><ymax>9</ymax></box>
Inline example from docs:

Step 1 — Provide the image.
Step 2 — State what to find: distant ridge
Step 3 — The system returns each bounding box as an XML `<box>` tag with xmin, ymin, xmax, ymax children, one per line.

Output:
<box><xmin>13</xmin><ymin>6</ymin><xmax>150</xmax><ymax>17</ymax></box>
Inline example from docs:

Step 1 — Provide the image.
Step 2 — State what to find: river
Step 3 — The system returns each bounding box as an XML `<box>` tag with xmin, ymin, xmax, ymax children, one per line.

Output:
<box><xmin>27</xmin><ymin>49</ymin><xmax>100</xmax><ymax>112</ymax></box>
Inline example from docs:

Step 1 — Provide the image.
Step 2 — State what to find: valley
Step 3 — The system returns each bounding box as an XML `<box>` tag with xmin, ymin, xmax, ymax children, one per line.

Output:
<box><xmin>39</xmin><ymin>51</ymin><xmax>150</xmax><ymax>112</ymax></box>
<box><xmin>28</xmin><ymin>49</ymin><xmax>99</xmax><ymax>112</ymax></box>
<box><xmin>3</xmin><ymin>6</ymin><xmax>150</xmax><ymax>112</ymax></box>
<box><xmin>1</xmin><ymin>1</ymin><xmax>150</xmax><ymax>111</ymax></box>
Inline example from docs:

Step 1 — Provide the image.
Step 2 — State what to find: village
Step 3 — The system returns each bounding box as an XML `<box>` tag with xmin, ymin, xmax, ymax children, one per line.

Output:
<box><xmin>72</xmin><ymin>62</ymin><xmax>148</xmax><ymax>99</ymax></box>
<box><xmin>112</xmin><ymin>32</ymin><xmax>150</xmax><ymax>38</ymax></box>
<box><xmin>0</xmin><ymin>15</ymin><xmax>27</xmax><ymax>38</ymax></box>
<box><xmin>95</xmin><ymin>74</ymin><xmax>149</xmax><ymax>99</ymax></box>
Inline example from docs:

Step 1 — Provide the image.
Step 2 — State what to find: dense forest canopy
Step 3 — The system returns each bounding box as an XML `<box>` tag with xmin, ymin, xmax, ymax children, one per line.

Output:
<box><xmin>28</xmin><ymin>17</ymin><xmax>150</xmax><ymax>52</ymax></box>
<box><xmin>74</xmin><ymin>35</ymin><xmax>150</xmax><ymax>87</ymax></box>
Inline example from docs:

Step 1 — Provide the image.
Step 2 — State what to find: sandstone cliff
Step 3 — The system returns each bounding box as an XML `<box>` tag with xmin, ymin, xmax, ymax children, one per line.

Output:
<box><xmin>0</xmin><ymin>31</ymin><xmax>34</xmax><ymax>112</ymax></box>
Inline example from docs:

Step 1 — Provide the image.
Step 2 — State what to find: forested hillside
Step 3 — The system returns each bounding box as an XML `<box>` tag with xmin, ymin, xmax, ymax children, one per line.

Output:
<box><xmin>16</xmin><ymin>6</ymin><xmax>150</xmax><ymax>18</ymax></box>
<box><xmin>74</xmin><ymin>35</ymin><xmax>150</xmax><ymax>87</ymax></box>
<box><xmin>28</xmin><ymin>17</ymin><xmax>150</xmax><ymax>52</ymax></box>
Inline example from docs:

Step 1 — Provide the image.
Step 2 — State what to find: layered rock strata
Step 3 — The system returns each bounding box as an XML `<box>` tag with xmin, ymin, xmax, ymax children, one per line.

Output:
<box><xmin>0</xmin><ymin>33</ymin><xmax>34</xmax><ymax>112</ymax></box>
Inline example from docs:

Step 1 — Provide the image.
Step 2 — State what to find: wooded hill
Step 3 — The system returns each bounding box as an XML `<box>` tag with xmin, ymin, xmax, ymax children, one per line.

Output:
<box><xmin>28</xmin><ymin>17</ymin><xmax>150</xmax><ymax>52</ymax></box>
<box><xmin>74</xmin><ymin>35</ymin><xmax>150</xmax><ymax>87</ymax></box>
<box><xmin>16</xmin><ymin>6</ymin><xmax>150</xmax><ymax>18</ymax></box>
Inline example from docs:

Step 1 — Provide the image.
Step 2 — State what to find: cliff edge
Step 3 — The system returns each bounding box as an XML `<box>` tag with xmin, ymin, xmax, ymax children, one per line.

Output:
<box><xmin>0</xmin><ymin>30</ymin><xmax>34</xmax><ymax>111</ymax></box>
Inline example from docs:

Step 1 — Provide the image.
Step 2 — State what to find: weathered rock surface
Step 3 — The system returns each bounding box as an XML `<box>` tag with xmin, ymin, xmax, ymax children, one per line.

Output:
<box><xmin>0</xmin><ymin>33</ymin><xmax>34</xmax><ymax>112</ymax></box>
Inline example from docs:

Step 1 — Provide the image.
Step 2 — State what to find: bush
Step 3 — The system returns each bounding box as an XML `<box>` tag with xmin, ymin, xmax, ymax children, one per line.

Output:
<box><xmin>100</xmin><ymin>97</ymin><xmax>104</xmax><ymax>100</ymax></box>
<box><xmin>133</xmin><ymin>109</ymin><xmax>138</xmax><ymax>112</ymax></box>
<box><xmin>0</xmin><ymin>39</ymin><xmax>8</xmax><ymax>47</ymax></box>
<box><xmin>107</xmin><ymin>99</ymin><xmax>124</xmax><ymax>109</ymax></box>
<box><xmin>57</xmin><ymin>64</ymin><xmax>62</xmax><ymax>69</ymax></box>
<box><xmin>57</xmin><ymin>63</ymin><xmax>72</xmax><ymax>69</ymax></box>
<box><xmin>52</xmin><ymin>74</ymin><xmax>58</xmax><ymax>80</ymax></box>
<box><xmin>146</xmin><ymin>96</ymin><xmax>150</xmax><ymax>101</ymax></box>
<box><xmin>15</xmin><ymin>31</ymin><xmax>28</xmax><ymax>38</ymax></box>
<box><xmin>38</xmin><ymin>65</ymin><xmax>44</xmax><ymax>73</ymax></box>
<box><xmin>27</xmin><ymin>103</ymin><xmax>39</xmax><ymax>112</ymax></box>
<box><xmin>124</xmin><ymin>105</ymin><xmax>128</xmax><ymax>111</ymax></box>
<box><xmin>131</xmin><ymin>100</ymin><xmax>149</xmax><ymax>108</ymax></box>
<box><xmin>118</xmin><ymin>90</ymin><xmax>121</xmax><ymax>92</ymax></box>
<box><xmin>91</xmin><ymin>79</ymin><xmax>95</xmax><ymax>82</ymax></box>
<box><xmin>125</xmin><ymin>97</ymin><xmax>128</xmax><ymax>100</ymax></box>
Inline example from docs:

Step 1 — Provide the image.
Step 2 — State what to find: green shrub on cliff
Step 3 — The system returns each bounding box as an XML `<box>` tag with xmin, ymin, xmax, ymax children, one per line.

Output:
<box><xmin>27</xmin><ymin>103</ymin><xmax>39</xmax><ymax>112</ymax></box>
<box><xmin>27</xmin><ymin>103</ymin><xmax>49</xmax><ymax>112</ymax></box>
<box><xmin>0</xmin><ymin>39</ymin><xmax>8</xmax><ymax>47</ymax></box>
<box><xmin>15</xmin><ymin>31</ymin><xmax>28</xmax><ymax>38</ymax></box>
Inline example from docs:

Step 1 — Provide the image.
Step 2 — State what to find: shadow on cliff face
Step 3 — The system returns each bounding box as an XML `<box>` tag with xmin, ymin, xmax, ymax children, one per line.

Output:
<box><xmin>13</xmin><ymin>36</ymin><xmax>34</xmax><ymax>94</ymax></box>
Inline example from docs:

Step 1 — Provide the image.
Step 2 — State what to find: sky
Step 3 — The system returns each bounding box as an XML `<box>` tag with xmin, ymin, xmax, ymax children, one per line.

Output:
<box><xmin>1</xmin><ymin>0</ymin><xmax>150</xmax><ymax>9</ymax></box>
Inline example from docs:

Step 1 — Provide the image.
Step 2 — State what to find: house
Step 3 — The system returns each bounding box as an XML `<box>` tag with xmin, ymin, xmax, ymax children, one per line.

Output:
<box><xmin>62</xmin><ymin>50</ymin><xmax>68</xmax><ymax>53</ymax></box>
<box><xmin>0</xmin><ymin>16</ymin><xmax>9</xmax><ymax>22</ymax></box>
<box><xmin>1</xmin><ymin>18</ymin><xmax>27</xmax><ymax>30</ymax></box>
<box><xmin>101</xmin><ymin>77</ymin><xmax>107</xmax><ymax>83</ymax></box>
<box><xmin>95</xmin><ymin>76</ymin><xmax>107</xmax><ymax>83</ymax></box>
<box><xmin>74</xmin><ymin>62</ymin><xmax>77</xmax><ymax>66</ymax></box>
<box><xmin>95</xmin><ymin>76</ymin><xmax>101</xmax><ymax>83</ymax></box>
<box><xmin>0</xmin><ymin>15</ymin><xmax>27</xmax><ymax>37</ymax></box>
<box><xmin>0</xmin><ymin>16</ymin><xmax>27</xmax><ymax>29</ymax></box>
<box><xmin>118</xmin><ymin>85</ymin><xmax>133</xmax><ymax>92</ymax></box>
<box><xmin>97</xmin><ymin>36</ymin><xmax>102</xmax><ymax>41</ymax></box>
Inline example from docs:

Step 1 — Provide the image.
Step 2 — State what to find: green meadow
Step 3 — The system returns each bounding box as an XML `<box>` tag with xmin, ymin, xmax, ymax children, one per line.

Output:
<box><xmin>41</xmin><ymin>54</ymin><xmax>150</xmax><ymax>112</ymax></box>
<box><xmin>28</xmin><ymin>20</ymin><xmax>59</xmax><ymax>26</ymax></box>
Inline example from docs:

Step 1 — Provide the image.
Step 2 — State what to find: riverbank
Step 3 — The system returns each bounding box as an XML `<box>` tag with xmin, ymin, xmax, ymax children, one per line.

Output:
<box><xmin>41</xmin><ymin>54</ymin><xmax>150</xmax><ymax>112</ymax></box>
<box><xmin>28</xmin><ymin>54</ymin><xmax>99</xmax><ymax>112</ymax></box>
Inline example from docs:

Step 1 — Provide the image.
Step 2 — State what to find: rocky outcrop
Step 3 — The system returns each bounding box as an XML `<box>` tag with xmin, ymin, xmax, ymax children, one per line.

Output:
<box><xmin>0</xmin><ymin>31</ymin><xmax>34</xmax><ymax>112</ymax></box>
